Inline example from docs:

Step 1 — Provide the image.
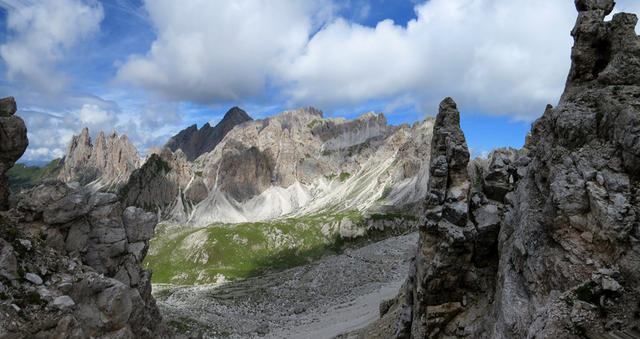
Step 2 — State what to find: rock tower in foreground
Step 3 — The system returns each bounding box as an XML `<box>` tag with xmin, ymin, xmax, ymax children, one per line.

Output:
<box><xmin>361</xmin><ymin>1</ymin><xmax>640</xmax><ymax>338</ymax></box>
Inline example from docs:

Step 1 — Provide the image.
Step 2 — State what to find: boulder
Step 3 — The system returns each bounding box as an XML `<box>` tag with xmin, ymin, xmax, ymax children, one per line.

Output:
<box><xmin>0</xmin><ymin>96</ymin><xmax>28</xmax><ymax>210</ymax></box>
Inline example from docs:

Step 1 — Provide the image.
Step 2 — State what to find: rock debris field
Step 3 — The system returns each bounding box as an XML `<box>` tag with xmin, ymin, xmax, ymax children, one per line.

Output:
<box><xmin>153</xmin><ymin>232</ymin><xmax>418</xmax><ymax>338</ymax></box>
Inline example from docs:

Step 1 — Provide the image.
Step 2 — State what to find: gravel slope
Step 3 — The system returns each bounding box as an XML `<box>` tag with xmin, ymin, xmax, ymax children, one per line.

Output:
<box><xmin>153</xmin><ymin>232</ymin><xmax>418</xmax><ymax>338</ymax></box>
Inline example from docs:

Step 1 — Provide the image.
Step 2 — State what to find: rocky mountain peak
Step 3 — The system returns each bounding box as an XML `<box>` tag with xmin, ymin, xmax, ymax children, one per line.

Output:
<box><xmin>565</xmin><ymin>0</ymin><xmax>639</xmax><ymax>94</ymax></box>
<box><xmin>575</xmin><ymin>0</ymin><xmax>615</xmax><ymax>13</ymax></box>
<box><xmin>79</xmin><ymin>126</ymin><xmax>89</xmax><ymax>138</ymax></box>
<box><xmin>164</xmin><ymin>106</ymin><xmax>253</xmax><ymax>162</ymax></box>
<box><xmin>426</xmin><ymin>97</ymin><xmax>469</xmax><ymax>212</ymax></box>
<box><xmin>223</xmin><ymin>106</ymin><xmax>252</xmax><ymax>123</ymax></box>
<box><xmin>58</xmin><ymin>127</ymin><xmax>141</xmax><ymax>188</ymax></box>
<box><xmin>435</xmin><ymin>97</ymin><xmax>461</xmax><ymax>128</ymax></box>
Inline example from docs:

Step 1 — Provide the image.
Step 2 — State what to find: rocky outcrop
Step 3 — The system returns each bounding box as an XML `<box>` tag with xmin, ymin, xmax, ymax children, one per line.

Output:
<box><xmin>165</xmin><ymin>106</ymin><xmax>253</xmax><ymax>162</ymax></box>
<box><xmin>0</xmin><ymin>180</ymin><xmax>171</xmax><ymax>338</ymax></box>
<box><xmin>0</xmin><ymin>96</ymin><xmax>28</xmax><ymax>211</ymax></box>
<box><xmin>0</xmin><ymin>103</ymin><xmax>171</xmax><ymax>338</ymax></box>
<box><xmin>362</xmin><ymin>1</ymin><xmax>640</xmax><ymax>338</ymax></box>
<box><xmin>58</xmin><ymin>128</ymin><xmax>141</xmax><ymax>190</ymax></box>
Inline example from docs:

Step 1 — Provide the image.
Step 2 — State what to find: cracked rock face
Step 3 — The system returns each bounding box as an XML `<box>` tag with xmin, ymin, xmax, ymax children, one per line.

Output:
<box><xmin>363</xmin><ymin>1</ymin><xmax>640</xmax><ymax>338</ymax></box>
<box><xmin>0</xmin><ymin>96</ymin><xmax>28</xmax><ymax>211</ymax></box>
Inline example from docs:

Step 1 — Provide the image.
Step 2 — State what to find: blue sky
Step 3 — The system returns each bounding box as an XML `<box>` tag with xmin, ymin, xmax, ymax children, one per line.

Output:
<box><xmin>1</xmin><ymin>0</ymin><xmax>639</xmax><ymax>163</ymax></box>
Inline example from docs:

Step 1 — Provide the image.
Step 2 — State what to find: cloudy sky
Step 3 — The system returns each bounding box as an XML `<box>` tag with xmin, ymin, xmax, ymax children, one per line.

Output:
<box><xmin>1</xmin><ymin>0</ymin><xmax>639</xmax><ymax>164</ymax></box>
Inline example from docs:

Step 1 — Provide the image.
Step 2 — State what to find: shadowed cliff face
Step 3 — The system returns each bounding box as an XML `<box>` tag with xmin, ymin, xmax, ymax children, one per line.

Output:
<box><xmin>361</xmin><ymin>1</ymin><xmax>640</xmax><ymax>338</ymax></box>
<box><xmin>165</xmin><ymin>106</ymin><xmax>253</xmax><ymax>162</ymax></box>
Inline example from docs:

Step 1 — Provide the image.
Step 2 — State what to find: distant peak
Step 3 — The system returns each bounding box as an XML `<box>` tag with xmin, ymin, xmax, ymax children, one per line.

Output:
<box><xmin>305</xmin><ymin>107</ymin><xmax>323</xmax><ymax>118</ymax></box>
<box><xmin>222</xmin><ymin>106</ymin><xmax>252</xmax><ymax>123</ymax></box>
<box><xmin>356</xmin><ymin>111</ymin><xmax>379</xmax><ymax>120</ymax></box>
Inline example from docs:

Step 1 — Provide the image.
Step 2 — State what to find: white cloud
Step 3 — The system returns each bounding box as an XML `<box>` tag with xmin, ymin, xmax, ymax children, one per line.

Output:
<box><xmin>16</xmin><ymin>99</ymin><xmax>120</xmax><ymax>162</ymax></box>
<box><xmin>282</xmin><ymin>0</ymin><xmax>577</xmax><ymax>120</ymax></box>
<box><xmin>10</xmin><ymin>0</ymin><xmax>640</xmax><ymax>162</ymax></box>
<box><xmin>0</xmin><ymin>0</ymin><xmax>104</xmax><ymax>92</ymax></box>
<box><xmin>116</xmin><ymin>0</ymin><xmax>333</xmax><ymax>103</ymax></box>
<box><xmin>115</xmin><ymin>0</ymin><xmax>595</xmax><ymax>120</ymax></box>
<box><xmin>78</xmin><ymin>103</ymin><xmax>117</xmax><ymax>127</ymax></box>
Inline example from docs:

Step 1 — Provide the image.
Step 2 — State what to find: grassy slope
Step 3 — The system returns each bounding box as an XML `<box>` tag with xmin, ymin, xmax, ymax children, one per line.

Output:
<box><xmin>144</xmin><ymin>211</ymin><xmax>363</xmax><ymax>285</ymax></box>
<box><xmin>144</xmin><ymin>210</ymin><xmax>418</xmax><ymax>285</ymax></box>
<box><xmin>6</xmin><ymin>159</ymin><xmax>62</xmax><ymax>192</ymax></box>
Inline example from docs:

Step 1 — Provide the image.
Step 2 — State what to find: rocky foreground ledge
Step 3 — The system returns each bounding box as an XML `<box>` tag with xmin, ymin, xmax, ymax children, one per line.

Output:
<box><xmin>0</xmin><ymin>98</ymin><xmax>172</xmax><ymax>338</ymax></box>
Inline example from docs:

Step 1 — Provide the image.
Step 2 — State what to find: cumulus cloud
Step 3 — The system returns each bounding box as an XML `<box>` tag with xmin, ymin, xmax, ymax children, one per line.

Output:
<box><xmin>17</xmin><ymin>99</ymin><xmax>121</xmax><ymax>162</ymax></box>
<box><xmin>282</xmin><ymin>0</ymin><xmax>578</xmax><ymax>119</ymax></box>
<box><xmin>8</xmin><ymin>0</ymin><xmax>640</xmax><ymax>162</ymax></box>
<box><xmin>77</xmin><ymin>103</ymin><xmax>117</xmax><ymax>127</ymax></box>
<box><xmin>0</xmin><ymin>0</ymin><xmax>104</xmax><ymax>92</ymax></box>
<box><xmin>116</xmin><ymin>0</ymin><xmax>333</xmax><ymax>103</ymax></box>
<box><xmin>115</xmin><ymin>0</ymin><xmax>604</xmax><ymax>120</ymax></box>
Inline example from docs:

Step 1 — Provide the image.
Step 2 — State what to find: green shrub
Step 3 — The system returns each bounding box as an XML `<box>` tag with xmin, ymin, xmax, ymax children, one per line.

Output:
<box><xmin>26</xmin><ymin>291</ymin><xmax>45</xmax><ymax>306</ymax></box>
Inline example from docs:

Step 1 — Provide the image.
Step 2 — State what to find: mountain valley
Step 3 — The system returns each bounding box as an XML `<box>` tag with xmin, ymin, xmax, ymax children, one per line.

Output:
<box><xmin>1</xmin><ymin>1</ymin><xmax>640</xmax><ymax>338</ymax></box>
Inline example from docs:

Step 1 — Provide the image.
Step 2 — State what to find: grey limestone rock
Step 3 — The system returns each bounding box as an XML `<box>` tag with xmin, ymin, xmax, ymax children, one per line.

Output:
<box><xmin>58</xmin><ymin>127</ymin><xmax>141</xmax><ymax>189</ymax></box>
<box><xmin>0</xmin><ymin>96</ymin><xmax>17</xmax><ymax>115</ymax></box>
<box><xmin>365</xmin><ymin>1</ymin><xmax>640</xmax><ymax>337</ymax></box>
<box><xmin>1</xmin><ymin>166</ymin><xmax>171</xmax><ymax>338</ymax></box>
<box><xmin>0</xmin><ymin>96</ymin><xmax>28</xmax><ymax>211</ymax></box>
<box><xmin>51</xmin><ymin>295</ymin><xmax>75</xmax><ymax>310</ymax></box>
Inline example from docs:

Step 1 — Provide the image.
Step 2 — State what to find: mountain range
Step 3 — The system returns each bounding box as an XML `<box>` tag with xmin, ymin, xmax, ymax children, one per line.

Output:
<box><xmin>53</xmin><ymin>105</ymin><xmax>434</xmax><ymax>228</ymax></box>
